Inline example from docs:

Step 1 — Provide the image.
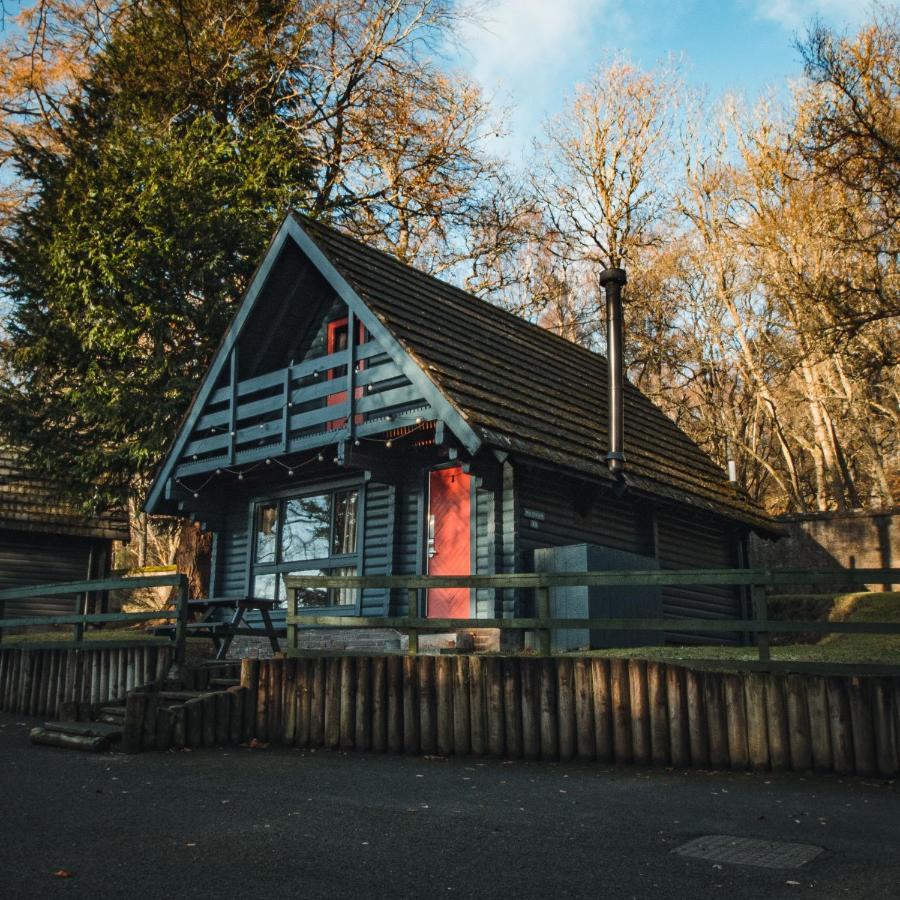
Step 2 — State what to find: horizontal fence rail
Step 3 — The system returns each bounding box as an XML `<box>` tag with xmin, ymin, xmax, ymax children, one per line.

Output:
<box><xmin>0</xmin><ymin>573</ymin><xmax>189</xmax><ymax>667</ymax></box>
<box><xmin>285</xmin><ymin>568</ymin><xmax>900</xmax><ymax>672</ymax></box>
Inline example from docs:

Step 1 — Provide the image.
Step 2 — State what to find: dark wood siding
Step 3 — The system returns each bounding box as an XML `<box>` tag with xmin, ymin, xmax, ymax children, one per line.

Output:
<box><xmin>655</xmin><ymin>507</ymin><xmax>745</xmax><ymax>643</ymax></box>
<box><xmin>474</xmin><ymin>484</ymin><xmax>495</xmax><ymax>617</ymax></box>
<box><xmin>213</xmin><ymin>489</ymin><xmax>252</xmax><ymax>598</ymax></box>
<box><xmin>360</xmin><ymin>482</ymin><xmax>394</xmax><ymax>614</ymax></box>
<box><xmin>0</xmin><ymin>530</ymin><xmax>104</xmax><ymax>618</ymax></box>
<box><xmin>391</xmin><ymin>472</ymin><xmax>422</xmax><ymax>615</ymax></box>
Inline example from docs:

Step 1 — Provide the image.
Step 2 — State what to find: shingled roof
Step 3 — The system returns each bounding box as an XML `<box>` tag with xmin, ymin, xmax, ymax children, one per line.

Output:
<box><xmin>293</xmin><ymin>212</ymin><xmax>775</xmax><ymax>533</ymax></box>
<box><xmin>0</xmin><ymin>451</ymin><xmax>130</xmax><ymax>542</ymax></box>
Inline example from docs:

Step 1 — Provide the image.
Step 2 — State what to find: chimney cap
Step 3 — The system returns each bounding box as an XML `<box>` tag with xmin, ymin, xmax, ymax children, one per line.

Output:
<box><xmin>598</xmin><ymin>267</ymin><xmax>627</xmax><ymax>288</ymax></box>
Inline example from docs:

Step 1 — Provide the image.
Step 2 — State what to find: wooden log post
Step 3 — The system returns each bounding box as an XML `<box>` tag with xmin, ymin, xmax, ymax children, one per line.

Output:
<box><xmin>666</xmin><ymin>665</ymin><xmax>690</xmax><ymax>769</ymax></box>
<box><xmin>122</xmin><ymin>692</ymin><xmax>146</xmax><ymax>754</ymax></box>
<box><xmin>418</xmin><ymin>656</ymin><xmax>436</xmax><ymax>756</ymax></box>
<box><xmin>142</xmin><ymin>692</ymin><xmax>160</xmax><ymax>752</ymax></box>
<box><xmin>503</xmin><ymin>658</ymin><xmax>523</xmax><ymax>759</ymax></box>
<box><xmin>295</xmin><ymin>658</ymin><xmax>311</xmax><ymax>748</ymax></box>
<box><xmin>324</xmin><ymin>658</ymin><xmax>341</xmax><ymax>750</ymax></box>
<box><xmin>228</xmin><ymin>686</ymin><xmax>244</xmax><ymax>746</ymax></box>
<box><xmin>452</xmin><ymin>656</ymin><xmax>471</xmax><ymax>756</ymax></box>
<box><xmin>872</xmin><ymin>679</ymin><xmax>898</xmax><ymax>778</ymax></box>
<box><xmin>155</xmin><ymin>706</ymin><xmax>175</xmax><ymax>751</ymax></box>
<box><xmin>764</xmin><ymin>675</ymin><xmax>790</xmax><ymax>773</ymax></box>
<box><xmin>519</xmin><ymin>657</ymin><xmax>540</xmax><ymax>762</ymax></box>
<box><xmin>589</xmin><ymin>659</ymin><xmax>612</xmax><ymax>763</ymax></box>
<box><xmin>628</xmin><ymin>660</ymin><xmax>651</xmax><ymax>766</ymax></box>
<box><xmin>172</xmin><ymin>704</ymin><xmax>187</xmax><ymax>749</ymax></box>
<box><xmin>555</xmin><ymin>659</ymin><xmax>576</xmax><ymax>763</ymax></box>
<box><xmin>371</xmin><ymin>656</ymin><xmax>387</xmax><ymax>752</ymax></box>
<box><xmin>485</xmin><ymin>657</ymin><xmax>505</xmax><ymax>758</ymax></box>
<box><xmin>572</xmin><ymin>657</ymin><xmax>595</xmax><ymax>762</ymax></box>
<box><xmin>241</xmin><ymin>658</ymin><xmax>260</xmax><ymax>742</ymax></box>
<box><xmin>468</xmin><ymin>656</ymin><xmax>486</xmax><ymax>756</ymax></box>
<box><xmin>216</xmin><ymin>691</ymin><xmax>231</xmax><ymax>746</ymax></box>
<box><xmin>185</xmin><ymin>697</ymin><xmax>204</xmax><ymax>749</ymax></box>
<box><xmin>283</xmin><ymin>659</ymin><xmax>298</xmax><ymax>745</ymax></box>
<box><xmin>647</xmin><ymin>662</ymin><xmax>670</xmax><ymax>767</ymax></box>
<box><xmin>538</xmin><ymin>658</ymin><xmax>558</xmax><ymax>760</ymax></box>
<box><xmin>355</xmin><ymin>657</ymin><xmax>372</xmax><ymax>753</ymax></box>
<box><xmin>806</xmin><ymin>676</ymin><xmax>833</xmax><ymax>774</ymax></box>
<box><xmin>784</xmin><ymin>674</ymin><xmax>812</xmax><ymax>772</ymax></box>
<box><xmin>826</xmin><ymin>677</ymin><xmax>854</xmax><ymax>775</ymax></box>
<box><xmin>704</xmin><ymin>672</ymin><xmax>729</xmax><ymax>769</ymax></box>
<box><xmin>434</xmin><ymin>656</ymin><xmax>453</xmax><ymax>757</ymax></box>
<box><xmin>402</xmin><ymin>655</ymin><xmax>419</xmax><ymax>755</ymax></box>
<box><xmin>340</xmin><ymin>657</ymin><xmax>356</xmax><ymax>751</ymax></box>
<box><xmin>723</xmin><ymin>674</ymin><xmax>749</xmax><ymax>770</ymax></box>
<box><xmin>386</xmin><ymin>656</ymin><xmax>402</xmax><ymax>754</ymax></box>
<box><xmin>256</xmin><ymin>660</ymin><xmax>270</xmax><ymax>743</ymax></box>
<box><xmin>309</xmin><ymin>658</ymin><xmax>326</xmax><ymax>748</ymax></box>
<box><xmin>202</xmin><ymin>693</ymin><xmax>217</xmax><ymax>747</ymax></box>
<box><xmin>846</xmin><ymin>677</ymin><xmax>876</xmax><ymax>777</ymax></box>
<box><xmin>268</xmin><ymin>659</ymin><xmax>283</xmax><ymax>742</ymax></box>
<box><xmin>744</xmin><ymin>673</ymin><xmax>770</xmax><ymax>771</ymax></box>
<box><xmin>609</xmin><ymin>658</ymin><xmax>632</xmax><ymax>765</ymax></box>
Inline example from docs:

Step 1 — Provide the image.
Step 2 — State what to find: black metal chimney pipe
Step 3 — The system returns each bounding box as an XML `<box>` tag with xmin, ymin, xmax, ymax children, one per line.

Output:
<box><xmin>599</xmin><ymin>267</ymin><xmax>627</xmax><ymax>476</ymax></box>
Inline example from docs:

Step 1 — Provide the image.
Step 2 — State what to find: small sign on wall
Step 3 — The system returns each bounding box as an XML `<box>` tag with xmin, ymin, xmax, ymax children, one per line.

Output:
<box><xmin>523</xmin><ymin>507</ymin><xmax>546</xmax><ymax>529</ymax></box>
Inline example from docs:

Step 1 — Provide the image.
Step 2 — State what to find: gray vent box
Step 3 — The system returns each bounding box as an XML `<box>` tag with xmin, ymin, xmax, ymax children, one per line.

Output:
<box><xmin>533</xmin><ymin>544</ymin><xmax>664</xmax><ymax>651</ymax></box>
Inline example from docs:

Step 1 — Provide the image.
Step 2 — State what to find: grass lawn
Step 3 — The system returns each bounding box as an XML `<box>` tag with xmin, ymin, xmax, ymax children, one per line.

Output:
<box><xmin>570</xmin><ymin>592</ymin><xmax>900</xmax><ymax>665</ymax></box>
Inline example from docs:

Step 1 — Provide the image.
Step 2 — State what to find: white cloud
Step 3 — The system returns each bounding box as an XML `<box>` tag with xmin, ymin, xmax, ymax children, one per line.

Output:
<box><xmin>752</xmin><ymin>0</ymin><xmax>871</xmax><ymax>31</ymax></box>
<box><xmin>455</xmin><ymin>0</ymin><xmax>617</xmax><ymax>160</ymax></box>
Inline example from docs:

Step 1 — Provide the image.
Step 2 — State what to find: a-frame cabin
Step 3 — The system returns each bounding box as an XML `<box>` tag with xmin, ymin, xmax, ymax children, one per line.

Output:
<box><xmin>146</xmin><ymin>211</ymin><xmax>776</xmax><ymax>651</ymax></box>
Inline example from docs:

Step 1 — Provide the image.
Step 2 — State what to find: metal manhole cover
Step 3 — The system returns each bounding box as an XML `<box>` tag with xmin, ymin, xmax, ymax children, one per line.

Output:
<box><xmin>673</xmin><ymin>835</ymin><xmax>824</xmax><ymax>869</ymax></box>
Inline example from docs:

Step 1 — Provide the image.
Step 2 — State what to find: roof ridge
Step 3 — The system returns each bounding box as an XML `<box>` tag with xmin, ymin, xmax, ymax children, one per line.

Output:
<box><xmin>291</xmin><ymin>210</ymin><xmax>611</xmax><ymax>364</ymax></box>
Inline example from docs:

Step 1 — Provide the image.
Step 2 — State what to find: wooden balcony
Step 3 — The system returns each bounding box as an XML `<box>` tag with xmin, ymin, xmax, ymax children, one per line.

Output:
<box><xmin>174</xmin><ymin>342</ymin><xmax>434</xmax><ymax>479</ymax></box>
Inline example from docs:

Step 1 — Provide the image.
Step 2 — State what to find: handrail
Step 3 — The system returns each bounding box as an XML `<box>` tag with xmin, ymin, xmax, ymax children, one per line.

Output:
<box><xmin>0</xmin><ymin>573</ymin><xmax>190</xmax><ymax>667</ymax></box>
<box><xmin>284</xmin><ymin>568</ymin><xmax>900</xmax><ymax>666</ymax></box>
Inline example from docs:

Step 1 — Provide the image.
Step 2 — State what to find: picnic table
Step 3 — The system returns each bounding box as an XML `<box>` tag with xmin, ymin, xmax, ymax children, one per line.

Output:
<box><xmin>155</xmin><ymin>596</ymin><xmax>281</xmax><ymax>660</ymax></box>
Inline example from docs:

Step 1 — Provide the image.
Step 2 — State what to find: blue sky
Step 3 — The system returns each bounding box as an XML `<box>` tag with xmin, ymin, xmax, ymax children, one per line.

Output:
<box><xmin>453</xmin><ymin>0</ymin><xmax>874</xmax><ymax>163</ymax></box>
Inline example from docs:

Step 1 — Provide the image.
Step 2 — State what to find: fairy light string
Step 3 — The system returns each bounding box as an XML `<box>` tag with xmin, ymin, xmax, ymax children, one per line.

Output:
<box><xmin>176</xmin><ymin>414</ymin><xmax>433</xmax><ymax>498</ymax></box>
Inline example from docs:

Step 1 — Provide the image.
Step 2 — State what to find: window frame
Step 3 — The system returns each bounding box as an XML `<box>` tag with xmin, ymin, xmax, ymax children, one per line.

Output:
<box><xmin>246</xmin><ymin>478</ymin><xmax>366</xmax><ymax>614</ymax></box>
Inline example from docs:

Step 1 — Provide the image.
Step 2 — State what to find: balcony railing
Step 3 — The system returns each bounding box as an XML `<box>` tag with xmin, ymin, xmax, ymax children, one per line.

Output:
<box><xmin>176</xmin><ymin>342</ymin><xmax>433</xmax><ymax>478</ymax></box>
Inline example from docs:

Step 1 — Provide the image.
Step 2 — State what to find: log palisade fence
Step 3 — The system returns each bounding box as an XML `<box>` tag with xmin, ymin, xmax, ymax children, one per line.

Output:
<box><xmin>0</xmin><ymin>573</ymin><xmax>188</xmax><ymax>719</ymax></box>
<box><xmin>119</xmin><ymin>655</ymin><xmax>899</xmax><ymax>778</ymax></box>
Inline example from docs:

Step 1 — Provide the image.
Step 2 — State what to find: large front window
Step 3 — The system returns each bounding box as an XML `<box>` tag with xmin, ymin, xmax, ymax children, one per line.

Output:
<box><xmin>251</xmin><ymin>487</ymin><xmax>360</xmax><ymax>609</ymax></box>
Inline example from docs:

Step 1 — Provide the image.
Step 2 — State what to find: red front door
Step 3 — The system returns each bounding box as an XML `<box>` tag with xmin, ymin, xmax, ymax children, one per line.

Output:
<box><xmin>426</xmin><ymin>465</ymin><xmax>471</xmax><ymax>618</ymax></box>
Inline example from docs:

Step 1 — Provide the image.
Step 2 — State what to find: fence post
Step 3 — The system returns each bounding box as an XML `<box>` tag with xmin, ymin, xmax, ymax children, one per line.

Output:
<box><xmin>286</xmin><ymin>586</ymin><xmax>297</xmax><ymax>657</ymax></box>
<box><xmin>73</xmin><ymin>588</ymin><xmax>85</xmax><ymax>645</ymax></box>
<box><xmin>536</xmin><ymin>586</ymin><xmax>551</xmax><ymax>656</ymax></box>
<box><xmin>751</xmin><ymin>583</ymin><xmax>770</xmax><ymax>663</ymax></box>
<box><xmin>407</xmin><ymin>588</ymin><xmax>419</xmax><ymax>655</ymax></box>
<box><xmin>172</xmin><ymin>575</ymin><xmax>189</xmax><ymax>677</ymax></box>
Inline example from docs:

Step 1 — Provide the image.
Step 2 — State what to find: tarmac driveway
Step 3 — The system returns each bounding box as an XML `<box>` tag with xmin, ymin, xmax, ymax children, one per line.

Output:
<box><xmin>0</xmin><ymin>711</ymin><xmax>897</xmax><ymax>899</ymax></box>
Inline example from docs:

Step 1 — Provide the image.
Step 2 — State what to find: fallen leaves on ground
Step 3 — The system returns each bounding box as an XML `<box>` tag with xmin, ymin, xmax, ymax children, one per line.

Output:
<box><xmin>52</xmin><ymin>870</ymin><xmax>74</xmax><ymax>878</ymax></box>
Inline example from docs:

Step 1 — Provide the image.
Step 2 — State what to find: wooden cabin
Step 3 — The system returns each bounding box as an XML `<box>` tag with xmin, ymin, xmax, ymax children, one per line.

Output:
<box><xmin>0</xmin><ymin>451</ymin><xmax>129</xmax><ymax>619</ymax></box>
<box><xmin>146</xmin><ymin>212</ymin><xmax>775</xmax><ymax>650</ymax></box>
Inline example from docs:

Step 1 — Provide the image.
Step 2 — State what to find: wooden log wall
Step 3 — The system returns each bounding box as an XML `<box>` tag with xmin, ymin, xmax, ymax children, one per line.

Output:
<box><xmin>122</xmin><ymin>656</ymin><xmax>900</xmax><ymax>777</ymax></box>
<box><xmin>0</xmin><ymin>645</ymin><xmax>172</xmax><ymax>719</ymax></box>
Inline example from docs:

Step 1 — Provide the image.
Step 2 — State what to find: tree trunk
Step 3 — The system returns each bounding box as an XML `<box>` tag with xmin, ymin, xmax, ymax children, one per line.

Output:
<box><xmin>167</xmin><ymin>521</ymin><xmax>212</xmax><ymax>601</ymax></box>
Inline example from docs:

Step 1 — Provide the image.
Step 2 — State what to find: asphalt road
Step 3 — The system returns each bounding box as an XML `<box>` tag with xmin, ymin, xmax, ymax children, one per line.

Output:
<box><xmin>0</xmin><ymin>711</ymin><xmax>897</xmax><ymax>900</ymax></box>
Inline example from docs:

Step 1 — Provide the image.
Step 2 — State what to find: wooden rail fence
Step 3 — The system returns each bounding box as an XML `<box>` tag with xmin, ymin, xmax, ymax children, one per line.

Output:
<box><xmin>123</xmin><ymin>655</ymin><xmax>899</xmax><ymax>778</ymax></box>
<box><xmin>284</xmin><ymin>568</ymin><xmax>900</xmax><ymax>669</ymax></box>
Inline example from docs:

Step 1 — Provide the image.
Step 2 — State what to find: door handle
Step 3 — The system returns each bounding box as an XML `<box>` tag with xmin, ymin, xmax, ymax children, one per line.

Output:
<box><xmin>427</xmin><ymin>514</ymin><xmax>436</xmax><ymax>558</ymax></box>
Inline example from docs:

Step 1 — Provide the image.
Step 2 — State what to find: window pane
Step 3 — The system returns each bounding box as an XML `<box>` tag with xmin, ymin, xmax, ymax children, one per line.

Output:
<box><xmin>252</xmin><ymin>573</ymin><xmax>278</xmax><ymax>602</ymax></box>
<box><xmin>255</xmin><ymin>502</ymin><xmax>279</xmax><ymax>563</ymax></box>
<box><xmin>284</xmin><ymin>566</ymin><xmax>356</xmax><ymax>609</ymax></box>
<box><xmin>332</xmin><ymin>490</ymin><xmax>359</xmax><ymax>556</ymax></box>
<box><xmin>281</xmin><ymin>494</ymin><xmax>330</xmax><ymax>561</ymax></box>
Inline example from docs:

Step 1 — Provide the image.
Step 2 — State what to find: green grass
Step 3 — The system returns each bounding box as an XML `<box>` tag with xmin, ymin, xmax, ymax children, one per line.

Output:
<box><xmin>568</xmin><ymin>592</ymin><xmax>900</xmax><ymax>666</ymax></box>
